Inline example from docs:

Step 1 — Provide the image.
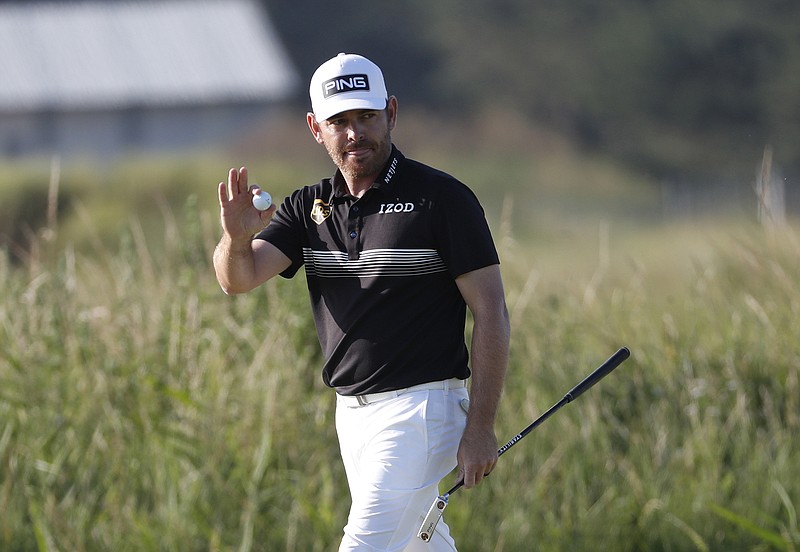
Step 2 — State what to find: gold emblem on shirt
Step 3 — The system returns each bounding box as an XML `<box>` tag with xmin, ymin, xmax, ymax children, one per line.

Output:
<box><xmin>310</xmin><ymin>199</ymin><xmax>332</xmax><ymax>225</ymax></box>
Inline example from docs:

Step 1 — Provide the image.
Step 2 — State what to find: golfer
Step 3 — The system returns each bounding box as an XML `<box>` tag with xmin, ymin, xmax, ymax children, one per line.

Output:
<box><xmin>213</xmin><ymin>53</ymin><xmax>510</xmax><ymax>551</ymax></box>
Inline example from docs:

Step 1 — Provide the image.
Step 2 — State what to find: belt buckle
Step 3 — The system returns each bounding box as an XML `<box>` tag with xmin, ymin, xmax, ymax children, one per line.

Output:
<box><xmin>356</xmin><ymin>395</ymin><xmax>368</xmax><ymax>407</ymax></box>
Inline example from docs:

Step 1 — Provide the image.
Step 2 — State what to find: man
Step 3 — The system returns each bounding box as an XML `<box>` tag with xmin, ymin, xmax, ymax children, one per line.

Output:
<box><xmin>213</xmin><ymin>53</ymin><xmax>510</xmax><ymax>551</ymax></box>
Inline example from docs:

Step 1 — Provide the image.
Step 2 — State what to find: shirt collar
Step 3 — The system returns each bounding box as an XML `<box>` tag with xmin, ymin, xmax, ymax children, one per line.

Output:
<box><xmin>329</xmin><ymin>145</ymin><xmax>405</xmax><ymax>203</ymax></box>
<box><xmin>373</xmin><ymin>145</ymin><xmax>404</xmax><ymax>192</ymax></box>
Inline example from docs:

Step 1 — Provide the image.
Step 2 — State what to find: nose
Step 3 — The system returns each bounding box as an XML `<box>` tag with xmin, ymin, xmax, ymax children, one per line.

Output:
<box><xmin>346</xmin><ymin>121</ymin><xmax>365</xmax><ymax>142</ymax></box>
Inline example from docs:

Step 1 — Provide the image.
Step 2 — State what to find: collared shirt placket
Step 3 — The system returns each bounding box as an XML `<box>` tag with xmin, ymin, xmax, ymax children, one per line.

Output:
<box><xmin>346</xmin><ymin>200</ymin><xmax>363</xmax><ymax>261</ymax></box>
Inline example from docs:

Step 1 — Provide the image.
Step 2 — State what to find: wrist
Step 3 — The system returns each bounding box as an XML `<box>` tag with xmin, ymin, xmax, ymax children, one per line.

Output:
<box><xmin>464</xmin><ymin>412</ymin><xmax>497</xmax><ymax>433</ymax></box>
<box><xmin>218</xmin><ymin>234</ymin><xmax>253</xmax><ymax>258</ymax></box>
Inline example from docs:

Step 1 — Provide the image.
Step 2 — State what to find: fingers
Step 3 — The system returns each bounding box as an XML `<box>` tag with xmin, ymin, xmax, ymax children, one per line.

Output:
<box><xmin>459</xmin><ymin>467</ymin><xmax>482</xmax><ymax>489</ymax></box>
<box><xmin>238</xmin><ymin>166</ymin><xmax>248</xmax><ymax>193</ymax></box>
<box><xmin>223</xmin><ymin>167</ymin><xmax>248</xmax><ymax>199</ymax></box>
<box><xmin>219</xmin><ymin>167</ymin><xmax>254</xmax><ymax>208</ymax></box>
<box><xmin>458</xmin><ymin>459</ymin><xmax>497</xmax><ymax>489</ymax></box>
<box><xmin>457</xmin><ymin>425</ymin><xmax>499</xmax><ymax>489</ymax></box>
<box><xmin>218</xmin><ymin>181</ymin><xmax>228</xmax><ymax>207</ymax></box>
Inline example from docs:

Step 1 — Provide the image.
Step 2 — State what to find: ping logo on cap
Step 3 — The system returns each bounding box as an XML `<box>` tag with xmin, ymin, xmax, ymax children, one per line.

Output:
<box><xmin>322</xmin><ymin>74</ymin><xmax>370</xmax><ymax>98</ymax></box>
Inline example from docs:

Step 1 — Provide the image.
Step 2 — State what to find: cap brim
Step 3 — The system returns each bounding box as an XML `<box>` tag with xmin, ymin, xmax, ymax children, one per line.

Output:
<box><xmin>314</xmin><ymin>97</ymin><xmax>387</xmax><ymax>122</ymax></box>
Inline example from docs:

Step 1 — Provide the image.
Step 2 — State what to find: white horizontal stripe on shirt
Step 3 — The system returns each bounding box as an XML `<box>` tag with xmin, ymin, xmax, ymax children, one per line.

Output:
<box><xmin>303</xmin><ymin>248</ymin><xmax>447</xmax><ymax>278</ymax></box>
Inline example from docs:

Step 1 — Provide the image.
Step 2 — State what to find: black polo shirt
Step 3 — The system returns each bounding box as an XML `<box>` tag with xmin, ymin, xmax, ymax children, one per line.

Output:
<box><xmin>255</xmin><ymin>145</ymin><xmax>499</xmax><ymax>396</ymax></box>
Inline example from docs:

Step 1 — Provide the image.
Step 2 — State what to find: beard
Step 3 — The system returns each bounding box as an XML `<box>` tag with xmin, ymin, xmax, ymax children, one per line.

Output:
<box><xmin>325</xmin><ymin>128</ymin><xmax>393</xmax><ymax>183</ymax></box>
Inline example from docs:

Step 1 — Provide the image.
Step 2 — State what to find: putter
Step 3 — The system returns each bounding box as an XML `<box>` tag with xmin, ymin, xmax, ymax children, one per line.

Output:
<box><xmin>417</xmin><ymin>346</ymin><xmax>631</xmax><ymax>542</ymax></box>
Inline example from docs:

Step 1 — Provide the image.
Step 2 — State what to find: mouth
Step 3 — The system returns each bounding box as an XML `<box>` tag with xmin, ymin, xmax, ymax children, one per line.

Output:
<box><xmin>344</xmin><ymin>143</ymin><xmax>373</xmax><ymax>159</ymax></box>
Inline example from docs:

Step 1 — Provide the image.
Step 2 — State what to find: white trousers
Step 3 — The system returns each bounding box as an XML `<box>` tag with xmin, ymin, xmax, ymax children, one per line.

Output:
<box><xmin>335</xmin><ymin>382</ymin><xmax>469</xmax><ymax>552</ymax></box>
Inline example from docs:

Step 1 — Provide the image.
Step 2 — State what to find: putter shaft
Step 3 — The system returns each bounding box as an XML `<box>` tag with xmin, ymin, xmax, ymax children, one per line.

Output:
<box><xmin>415</xmin><ymin>347</ymin><xmax>631</xmax><ymax>542</ymax></box>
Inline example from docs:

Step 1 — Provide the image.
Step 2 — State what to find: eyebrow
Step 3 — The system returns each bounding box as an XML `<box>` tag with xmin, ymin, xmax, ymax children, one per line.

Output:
<box><xmin>325</xmin><ymin>109</ymin><xmax>384</xmax><ymax>124</ymax></box>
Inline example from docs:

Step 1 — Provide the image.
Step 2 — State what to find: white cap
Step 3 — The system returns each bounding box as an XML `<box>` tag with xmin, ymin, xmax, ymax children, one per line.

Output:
<box><xmin>309</xmin><ymin>53</ymin><xmax>388</xmax><ymax>122</ymax></box>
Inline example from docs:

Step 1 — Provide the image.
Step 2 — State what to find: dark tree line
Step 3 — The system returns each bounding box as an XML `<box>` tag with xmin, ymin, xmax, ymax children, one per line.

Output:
<box><xmin>2</xmin><ymin>0</ymin><xmax>796</xmax><ymax>181</ymax></box>
<box><xmin>267</xmin><ymin>0</ymin><xmax>800</xmax><ymax>182</ymax></box>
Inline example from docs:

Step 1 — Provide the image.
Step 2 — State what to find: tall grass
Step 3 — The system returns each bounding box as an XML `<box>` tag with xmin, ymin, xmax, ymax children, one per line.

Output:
<box><xmin>482</xmin><ymin>224</ymin><xmax>800</xmax><ymax>551</ymax></box>
<box><xmin>1</xmin><ymin>175</ymin><xmax>799</xmax><ymax>550</ymax></box>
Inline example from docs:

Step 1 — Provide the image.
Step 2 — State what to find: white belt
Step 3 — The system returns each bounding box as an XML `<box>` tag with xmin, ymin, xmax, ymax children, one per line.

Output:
<box><xmin>337</xmin><ymin>378</ymin><xmax>467</xmax><ymax>408</ymax></box>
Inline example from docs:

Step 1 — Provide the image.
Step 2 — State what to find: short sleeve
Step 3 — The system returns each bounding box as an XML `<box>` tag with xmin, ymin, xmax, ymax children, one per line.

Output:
<box><xmin>431</xmin><ymin>180</ymin><xmax>499</xmax><ymax>278</ymax></box>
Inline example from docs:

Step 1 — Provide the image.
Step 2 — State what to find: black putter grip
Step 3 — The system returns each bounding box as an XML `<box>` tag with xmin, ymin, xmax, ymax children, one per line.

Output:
<box><xmin>564</xmin><ymin>347</ymin><xmax>630</xmax><ymax>402</ymax></box>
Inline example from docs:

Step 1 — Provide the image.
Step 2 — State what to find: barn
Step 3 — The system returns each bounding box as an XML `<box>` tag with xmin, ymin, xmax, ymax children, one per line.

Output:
<box><xmin>0</xmin><ymin>0</ymin><xmax>299</xmax><ymax>160</ymax></box>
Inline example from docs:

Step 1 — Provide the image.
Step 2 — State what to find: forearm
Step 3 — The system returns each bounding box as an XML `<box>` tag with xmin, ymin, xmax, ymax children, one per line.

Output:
<box><xmin>213</xmin><ymin>234</ymin><xmax>258</xmax><ymax>295</ymax></box>
<box><xmin>466</xmin><ymin>303</ymin><xmax>510</xmax><ymax>431</ymax></box>
<box><xmin>455</xmin><ymin>293</ymin><xmax>509</xmax><ymax>488</ymax></box>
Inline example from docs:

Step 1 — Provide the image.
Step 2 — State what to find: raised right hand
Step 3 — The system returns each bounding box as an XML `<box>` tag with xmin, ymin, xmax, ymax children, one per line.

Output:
<box><xmin>217</xmin><ymin>167</ymin><xmax>276</xmax><ymax>241</ymax></box>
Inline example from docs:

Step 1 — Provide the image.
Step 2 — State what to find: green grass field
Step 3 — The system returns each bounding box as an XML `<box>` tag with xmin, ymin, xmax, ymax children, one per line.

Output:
<box><xmin>1</xmin><ymin>148</ymin><xmax>798</xmax><ymax>551</ymax></box>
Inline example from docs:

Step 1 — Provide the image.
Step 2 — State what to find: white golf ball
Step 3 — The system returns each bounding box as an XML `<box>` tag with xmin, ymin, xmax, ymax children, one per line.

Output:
<box><xmin>252</xmin><ymin>190</ymin><xmax>272</xmax><ymax>211</ymax></box>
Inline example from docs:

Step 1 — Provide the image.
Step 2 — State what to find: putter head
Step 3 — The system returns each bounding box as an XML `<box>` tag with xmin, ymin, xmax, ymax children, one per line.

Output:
<box><xmin>417</xmin><ymin>495</ymin><xmax>448</xmax><ymax>542</ymax></box>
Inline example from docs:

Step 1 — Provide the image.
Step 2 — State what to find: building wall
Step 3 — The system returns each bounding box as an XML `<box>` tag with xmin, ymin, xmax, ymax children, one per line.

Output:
<box><xmin>0</xmin><ymin>103</ymin><xmax>273</xmax><ymax>160</ymax></box>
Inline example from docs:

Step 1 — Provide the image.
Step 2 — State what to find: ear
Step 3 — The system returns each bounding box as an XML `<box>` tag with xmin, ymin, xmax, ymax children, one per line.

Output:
<box><xmin>386</xmin><ymin>96</ymin><xmax>398</xmax><ymax>131</ymax></box>
<box><xmin>307</xmin><ymin>112</ymin><xmax>324</xmax><ymax>144</ymax></box>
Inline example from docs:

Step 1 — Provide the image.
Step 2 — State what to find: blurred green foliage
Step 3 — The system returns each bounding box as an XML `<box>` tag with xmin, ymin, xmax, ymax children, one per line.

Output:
<box><xmin>2</xmin><ymin>185</ymin><xmax>799</xmax><ymax>550</ymax></box>
<box><xmin>267</xmin><ymin>0</ymin><xmax>800</xmax><ymax>180</ymax></box>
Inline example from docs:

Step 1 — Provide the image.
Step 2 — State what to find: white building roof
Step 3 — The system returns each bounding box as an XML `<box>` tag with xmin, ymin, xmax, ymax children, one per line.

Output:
<box><xmin>0</xmin><ymin>0</ymin><xmax>299</xmax><ymax>112</ymax></box>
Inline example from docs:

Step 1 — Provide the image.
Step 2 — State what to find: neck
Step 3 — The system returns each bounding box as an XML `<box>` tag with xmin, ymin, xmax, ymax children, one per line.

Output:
<box><xmin>345</xmin><ymin>177</ymin><xmax>376</xmax><ymax>198</ymax></box>
<box><xmin>338</xmin><ymin>144</ymin><xmax>394</xmax><ymax>197</ymax></box>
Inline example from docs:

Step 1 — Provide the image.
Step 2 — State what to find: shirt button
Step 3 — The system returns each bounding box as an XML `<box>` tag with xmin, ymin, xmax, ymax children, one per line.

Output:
<box><xmin>349</xmin><ymin>231</ymin><xmax>358</xmax><ymax>239</ymax></box>
<box><xmin>352</xmin><ymin>205</ymin><xmax>360</xmax><ymax>213</ymax></box>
